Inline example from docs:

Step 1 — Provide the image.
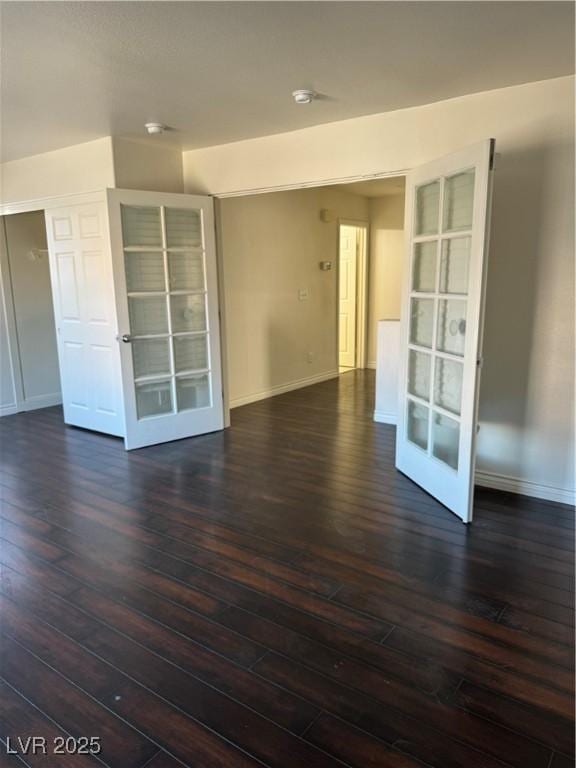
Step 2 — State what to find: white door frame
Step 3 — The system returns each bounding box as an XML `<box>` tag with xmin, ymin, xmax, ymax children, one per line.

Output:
<box><xmin>337</xmin><ymin>219</ymin><xmax>369</xmax><ymax>370</ymax></box>
<box><xmin>214</xmin><ymin>170</ymin><xmax>410</xmax><ymax>199</ymax></box>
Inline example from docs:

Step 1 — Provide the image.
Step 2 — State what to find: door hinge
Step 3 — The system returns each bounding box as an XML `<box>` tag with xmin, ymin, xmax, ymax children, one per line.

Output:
<box><xmin>489</xmin><ymin>139</ymin><xmax>497</xmax><ymax>170</ymax></box>
<box><xmin>476</xmin><ymin>357</ymin><xmax>484</xmax><ymax>368</ymax></box>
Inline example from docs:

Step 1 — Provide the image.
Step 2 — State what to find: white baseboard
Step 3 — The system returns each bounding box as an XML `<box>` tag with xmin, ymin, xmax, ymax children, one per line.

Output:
<box><xmin>367</xmin><ymin>360</ymin><xmax>377</xmax><ymax>370</ymax></box>
<box><xmin>21</xmin><ymin>393</ymin><xmax>62</xmax><ymax>411</ymax></box>
<box><xmin>0</xmin><ymin>392</ymin><xmax>62</xmax><ymax>417</ymax></box>
<box><xmin>231</xmin><ymin>370</ymin><xmax>339</xmax><ymax>409</ymax></box>
<box><xmin>373</xmin><ymin>409</ymin><xmax>397</xmax><ymax>425</ymax></box>
<box><xmin>366</xmin><ymin>421</ymin><xmax>572</xmax><ymax>505</ymax></box>
<box><xmin>475</xmin><ymin>470</ymin><xmax>575</xmax><ymax>506</ymax></box>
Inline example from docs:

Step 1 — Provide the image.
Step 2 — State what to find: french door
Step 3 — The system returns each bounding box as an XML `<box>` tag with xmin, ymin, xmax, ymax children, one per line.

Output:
<box><xmin>395</xmin><ymin>140</ymin><xmax>495</xmax><ymax>522</ymax></box>
<box><xmin>107</xmin><ymin>189</ymin><xmax>224</xmax><ymax>449</ymax></box>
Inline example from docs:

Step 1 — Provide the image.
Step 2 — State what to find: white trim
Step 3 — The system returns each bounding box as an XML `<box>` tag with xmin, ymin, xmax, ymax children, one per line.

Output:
<box><xmin>475</xmin><ymin>471</ymin><xmax>575</xmax><ymax>507</ymax></box>
<box><xmin>366</xmin><ymin>360</ymin><xmax>377</xmax><ymax>370</ymax></box>
<box><xmin>0</xmin><ymin>393</ymin><xmax>62</xmax><ymax>418</ymax></box>
<box><xmin>214</xmin><ymin>170</ymin><xmax>409</xmax><ymax>199</ymax></box>
<box><xmin>230</xmin><ymin>370</ymin><xmax>339</xmax><ymax>409</ymax></box>
<box><xmin>21</xmin><ymin>393</ymin><xmax>62</xmax><ymax>412</ymax></box>
<box><xmin>373</xmin><ymin>409</ymin><xmax>397</xmax><ymax>425</ymax></box>
<box><xmin>0</xmin><ymin>190</ymin><xmax>106</xmax><ymax>217</ymax></box>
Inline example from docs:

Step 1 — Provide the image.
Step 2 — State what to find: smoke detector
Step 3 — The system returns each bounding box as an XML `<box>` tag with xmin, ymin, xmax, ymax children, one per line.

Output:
<box><xmin>145</xmin><ymin>122</ymin><xmax>166</xmax><ymax>135</ymax></box>
<box><xmin>292</xmin><ymin>89</ymin><xmax>316</xmax><ymax>105</ymax></box>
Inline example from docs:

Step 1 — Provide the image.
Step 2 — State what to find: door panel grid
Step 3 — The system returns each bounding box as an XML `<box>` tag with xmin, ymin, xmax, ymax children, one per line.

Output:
<box><xmin>121</xmin><ymin>204</ymin><xmax>212</xmax><ymax>420</ymax></box>
<box><xmin>406</xmin><ymin>169</ymin><xmax>475</xmax><ymax>473</ymax></box>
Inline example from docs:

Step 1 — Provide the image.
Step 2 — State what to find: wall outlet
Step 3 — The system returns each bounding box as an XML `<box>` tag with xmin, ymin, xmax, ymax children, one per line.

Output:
<box><xmin>307</xmin><ymin>352</ymin><xmax>314</xmax><ymax>363</ymax></box>
<box><xmin>298</xmin><ymin>288</ymin><xmax>309</xmax><ymax>301</ymax></box>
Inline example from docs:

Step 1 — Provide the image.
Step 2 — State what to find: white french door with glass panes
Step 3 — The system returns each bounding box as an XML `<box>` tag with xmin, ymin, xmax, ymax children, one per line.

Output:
<box><xmin>396</xmin><ymin>140</ymin><xmax>495</xmax><ymax>523</ymax></box>
<box><xmin>106</xmin><ymin>189</ymin><xmax>224</xmax><ymax>449</ymax></box>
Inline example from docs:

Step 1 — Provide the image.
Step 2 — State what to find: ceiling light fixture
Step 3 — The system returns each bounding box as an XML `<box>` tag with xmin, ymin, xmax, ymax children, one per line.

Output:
<box><xmin>145</xmin><ymin>122</ymin><xmax>166</xmax><ymax>135</ymax></box>
<box><xmin>292</xmin><ymin>89</ymin><xmax>316</xmax><ymax>105</ymax></box>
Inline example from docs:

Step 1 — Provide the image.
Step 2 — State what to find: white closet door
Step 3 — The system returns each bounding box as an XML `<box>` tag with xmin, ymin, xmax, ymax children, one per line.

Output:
<box><xmin>107</xmin><ymin>189</ymin><xmax>224</xmax><ymax>450</ymax></box>
<box><xmin>45</xmin><ymin>200</ymin><xmax>124</xmax><ymax>436</ymax></box>
<box><xmin>395</xmin><ymin>140</ymin><xmax>495</xmax><ymax>523</ymax></box>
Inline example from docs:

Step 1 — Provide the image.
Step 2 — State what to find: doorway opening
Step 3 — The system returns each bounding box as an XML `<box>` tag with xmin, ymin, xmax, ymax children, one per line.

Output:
<box><xmin>216</xmin><ymin>175</ymin><xmax>406</xmax><ymax>410</ymax></box>
<box><xmin>338</xmin><ymin>221</ymin><xmax>368</xmax><ymax>373</ymax></box>
<box><xmin>0</xmin><ymin>211</ymin><xmax>61</xmax><ymax>416</ymax></box>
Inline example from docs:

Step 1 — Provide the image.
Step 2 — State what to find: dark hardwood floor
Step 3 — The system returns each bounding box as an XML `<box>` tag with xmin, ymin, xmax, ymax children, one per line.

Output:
<box><xmin>0</xmin><ymin>369</ymin><xmax>573</xmax><ymax>768</ymax></box>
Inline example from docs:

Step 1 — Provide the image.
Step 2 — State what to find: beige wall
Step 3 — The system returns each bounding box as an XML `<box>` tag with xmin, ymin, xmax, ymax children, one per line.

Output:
<box><xmin>112</xmin><ymin>138</ymin><xmax>184</xmax><ymax>193</ymax></box>
<box><xmin>3</xmin><ymin>212</ymin><xmax>61</xmax><ymax>406</ymax></box>
<box><xmin>220</xmin><ymin>186</ymin><xmax>368</xmax><ymax>406</ymax></box>
<box><xmin>0</xmin><ymin>136</ymin><xmax>185</xmax><ymax>208</ymax></box>
<box><xmin>188</xmin><ymin>76</ymin><xmax>575</xmax><ymax>499</ymax></box>
<box><xmin>0</xmin><ymin>138</ymin><xmax>115</xmax><ymax>207</ymax></box>
<box><xmin>366</xmin><ymin>194</ymin><xmax>404</xmax><ymax>365</ymax></box>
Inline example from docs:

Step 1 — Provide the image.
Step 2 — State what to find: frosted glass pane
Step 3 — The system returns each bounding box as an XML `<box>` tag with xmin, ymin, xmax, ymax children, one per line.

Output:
<box><xmin>176</xmin><ymin>374</ymin><xmax>211</xmax><ymax>411</ymax></box>
<box><xmin>443</xmin><ymin>170</ymin><xmax>475</xmax><ymax>232</ymax></box>
<box><xmin>437</xmin><ymin>299</ymin><xmax>466</xmax><ymax>356</ymax></box>
<box><xmin>409</xmin><ymin>298</ymin><xmax>434</xmax><ymax>349</ymax></box>
<box><xmin>165</xmin><ymin>208</ymin><xmax>202</xmax><ymax>248</ymax></box>
<box><xmin>125</xmin><ymin>251</ymin><xmax>165</xmax><ymax>293</ymax></box>
<box><xmin>407</xmin><ymin>400</ymin><xmax>429</xmax><ymax>450</ymax></box>
<box><xmin>136</xmin><ymin>379</ymin><xmax>172</xmax><ymax>419</ymax></box>
<box><xmin>174</xmin><ymin>334</ymin><xmax>208</xmax><ymax>372</ymax></box>
<box><xmin>132</xmin><ymin>338</ymin><xmax>170</xmax><ymax>379</ymax></box>
<box><xmin>170</xmin><ymin>294</ymin><xmax>206</xmax><ymax>333</ymax></box>
<box><xmin>432</xmin><ymin>412</ymin><xmax>460</xmax><ymax>470</ymax></box>
<box><xmin>412</xmin><ymin>242</ymin><xmax>437</xmax><ymax>292</ymax></box>
<box><xmin>128</xmin><ymin>296</ymin><xmax>168</xmax><ymax>335</ymax></box>
<box><xmin>408</xmin><ymin>349</ymin><xmax>431</xmax><ymax>401</ymax></box>
<box><xmin>168</xmin><ymin>252</ymin><xmax>205</xmax><ymax>292</ymax></box>
<box><xmin>440</xmin><ymin>238</ymin><xmax>470</xmax><ymax>295</ymax></box>
<box><xmin>121</xmin><ymin>206</ymin><xmax>162</xmax><ymax>247</ymax></box>
<box><xmin>415</xmin><ymin>181</ymin><xmax>440</xmax><ymax>235</ymax></box>
<box><xmin>434</xmin><ymin>358</ymin><xmax>463</xmax><ymax>415</ymax></box>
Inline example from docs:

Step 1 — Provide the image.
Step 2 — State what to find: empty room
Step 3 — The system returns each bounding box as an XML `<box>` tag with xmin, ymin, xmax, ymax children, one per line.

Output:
<box><xmin>0</xmin><ymin>2</ymin><xmax>574</xmax><ymax>768</ymax></box>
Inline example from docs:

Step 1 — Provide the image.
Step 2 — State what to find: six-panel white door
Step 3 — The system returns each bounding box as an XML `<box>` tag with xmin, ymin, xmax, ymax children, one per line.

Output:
<box><xmin>45</xmin><ymin>201</ymin><xmax>124</xmax><ymax>436</ymax></box>
<box><xmin>106</xmin><ymin>189</ymin><xmax>224</xmax><ymax>449</ymax></box>
<box><xmin>395</xmin><ymin>140</ymin><xmax>495</xmax><ymax>523</ymax></box>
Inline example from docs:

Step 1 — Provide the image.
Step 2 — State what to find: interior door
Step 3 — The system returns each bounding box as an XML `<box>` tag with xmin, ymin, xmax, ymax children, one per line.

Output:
<box><xmin>339</xmin><ymin>224</ymin><xmax>357</xmax><ymax>368</ymax></box>
<box><xmin>107</xmin><ymin>189</ymin><xmax>224</xmax><ymax>449</ymax></box>
<box><xmin>395</xmin><ymin>140</ymin><xmax>495</xmax><ymax>523</ymax></box>
<box><xmin>45</xmin><ymin>199</ymin><xmax>124</xmax><ymax>436</ymax></box>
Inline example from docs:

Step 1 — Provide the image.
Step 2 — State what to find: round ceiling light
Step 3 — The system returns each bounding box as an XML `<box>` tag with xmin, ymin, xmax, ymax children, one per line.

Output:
<box><xmin>292</xmin><ymin>89</ymin><xmax>316</xmax><ymax>105</ymax></box>
<box><xmin>145</xmin><ymin>122</ymin><xmax>166</xmax><ymax>135</ymax></box>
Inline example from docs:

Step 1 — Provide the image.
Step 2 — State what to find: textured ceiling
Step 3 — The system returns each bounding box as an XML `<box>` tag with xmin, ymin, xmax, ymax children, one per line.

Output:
<box><xmin>2</xmin><ymin>1</ymin><xmax>574</xmax><ymax>162</ymax></box>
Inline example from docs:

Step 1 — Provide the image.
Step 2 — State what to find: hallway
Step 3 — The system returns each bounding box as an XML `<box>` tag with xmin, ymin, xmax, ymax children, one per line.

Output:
<box><xmin>0</xmin><ymin>370</ymin><xmax>573</xmax><ymax>767</ymax></box>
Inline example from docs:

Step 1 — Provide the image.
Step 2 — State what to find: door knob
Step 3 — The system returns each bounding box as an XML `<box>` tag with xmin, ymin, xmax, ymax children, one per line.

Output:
<box><xmin>119</xmin><ymin>334</ymin><xmax>131</xmax><ymax>343</ymax></box>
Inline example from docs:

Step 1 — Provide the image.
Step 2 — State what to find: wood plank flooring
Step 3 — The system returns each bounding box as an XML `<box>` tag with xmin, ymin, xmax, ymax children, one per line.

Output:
<box><xmin>0</xmin><ymin>370</ymin><xmax>573</xmax><ymax>767</ymax></box>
